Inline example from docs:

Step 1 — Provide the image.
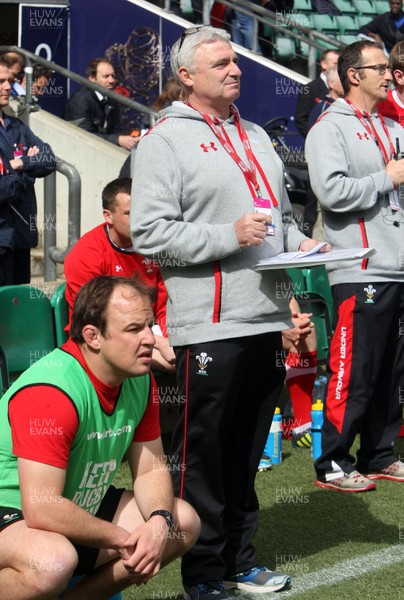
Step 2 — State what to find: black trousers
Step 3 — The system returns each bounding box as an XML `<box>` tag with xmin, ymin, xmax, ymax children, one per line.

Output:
<box><xmin>171</xmin><ymin>332</ymin><xmax>285</xmax><ymax>586</ymax></box>
<box><xmin>315</xmin><ymin>281</ymin><xmax>404</xmax><ymax>477</ymax></box>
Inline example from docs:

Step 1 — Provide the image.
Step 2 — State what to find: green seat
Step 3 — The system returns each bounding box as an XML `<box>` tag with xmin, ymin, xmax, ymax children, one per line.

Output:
<box><xmin>335</xmin><ymin>15</ymin><xmax>359</xmax><ymax>34</ymax></box>
<box><xmin>294</xmin><ymin>291</ymin><xmax>333</xmax><ymax>363</ymax></box>
<box><xmin>0</xmin><ymin>285</ymin><xmax>56</xmax><ymax>386</ymax></box>
<box><xmin>333</xmin><ymin>0</ymin><xmax>357</xmax><ymax>14</ymax></box>
<box><xmin>353</xmin><ymin>0</ymin><xmax>376</xmax><ymax>15</ymax></box>
<box><xmin>374</xmin><ymin>0</ymin><xmax>389</xmax><ymax>13</ymax></box>
<box><xmin>357</xmin><ymin>15</ymin><xmax>373</xmax><ymax>27</ymax></box>
<box><xmin>51</xmin><ymin>281</ymin><xmax>69</xmax><ymax>347</ymax></box>
<box><xmin>0</xmin><ymin>345</ymin><xmax>10</xmax><ymax>397</ymax></box>
<box><xmin>287</xmin><ymin>268</ymin><xmax>307</xmax><ymax>298</ymax></box>
<box><xmin>337</xmin><ymin>33</ymin><xmax>359</xmax><ymax>46</ymax></box>
<box><xmin>293</xmin><ymin>0</ymin><xmax>312</xmax><ymax>12</ymax></box>
<box><xmin>302</xmin><ymin>265</ymin><xmax>334</xmax><ymax>323</ymax></box>
<box><xmin>275</xmin><ymin>35</ymin><xmax>296</xmax><ymax>60</ymax></box>
<box><xmin>312</xmin><ymin>14</ymin><xmax>339</xmax><ymax>36</ymax></box>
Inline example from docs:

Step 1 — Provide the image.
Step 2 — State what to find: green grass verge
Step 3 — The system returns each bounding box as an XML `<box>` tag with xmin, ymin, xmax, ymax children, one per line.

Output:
<box><xmin>116</xmin><ymin>436</ymin><xmax>404</xmax><ymax>600</ymax></box>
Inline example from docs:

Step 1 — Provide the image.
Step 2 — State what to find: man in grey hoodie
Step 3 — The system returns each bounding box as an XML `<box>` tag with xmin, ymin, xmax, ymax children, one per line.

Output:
<box><xmin>131</xmin><ymin>25</ymin><xmax>328</xmax><ymax>600</ymax></box>
<box><xmin>306</xmin><ymin>40</ymin><xmax>404</xmax><ymax>493</ymax></box>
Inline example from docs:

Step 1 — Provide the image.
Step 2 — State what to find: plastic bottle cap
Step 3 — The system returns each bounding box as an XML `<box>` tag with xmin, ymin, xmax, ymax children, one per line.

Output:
<box><xmin>312</xmin><ymin>400</ymin><xmax>323</xmax><ymax>410</ymax></box>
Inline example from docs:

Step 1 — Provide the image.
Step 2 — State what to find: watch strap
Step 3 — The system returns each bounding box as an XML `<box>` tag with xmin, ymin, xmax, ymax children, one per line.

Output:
<box><xmin>148</xmin><ymin>509</ymin><xmax>174</xmax><ymax>529</ymax></box>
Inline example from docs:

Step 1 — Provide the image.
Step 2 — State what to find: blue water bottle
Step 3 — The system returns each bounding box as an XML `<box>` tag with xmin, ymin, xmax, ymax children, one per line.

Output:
<box><xmin>311</xmin><ymin>376</ymin><xmax>327</xmax><ymax>460</ymax></box>
<box><xmin>265</xmin><ymin>407</ymin><xmax>282</xmax><ymax>464</ymax></box>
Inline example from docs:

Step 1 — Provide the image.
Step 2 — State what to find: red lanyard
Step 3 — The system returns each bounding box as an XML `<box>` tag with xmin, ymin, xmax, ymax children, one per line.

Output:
<box><xmin>346</xmin><ymin>99</ymin><xmax>396</xmax><ymax>164</ymax></box>
<box><xmin>187</xmin><ymin>102</ymin><xmax>278</xmax><ymax>206</ymax></box>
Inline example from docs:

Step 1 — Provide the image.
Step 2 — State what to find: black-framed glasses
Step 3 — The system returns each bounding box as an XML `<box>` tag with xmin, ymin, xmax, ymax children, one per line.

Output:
<box><xmin>178</xmin><ymin>25</ymin><xmax>209</xmax><ymax>51</ymax></box>
<box><xmin>353</xmin><ymin>64</ymin><xmax>392</xmax><ymax>75</ymax></box>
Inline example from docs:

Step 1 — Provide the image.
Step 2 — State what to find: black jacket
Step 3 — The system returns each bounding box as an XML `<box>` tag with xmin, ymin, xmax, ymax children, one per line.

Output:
<box><xmin>0</xmin><ymin>115</ymin><xmax>56</xmax><ymax>249</ymax></box>
<box><xmin>63</xmin><ymin>86</ymin><xmax>124</xmax><ymax>145</ymax></box>
<box><xmin>294</xmin><ymin>76</ymin><xmax>328</xmax><ymax>138</ymax></box>
<box><xmin>358</xmin><ymin>10</ymin><xmax>404</xmax><ymax>53</ymax></box>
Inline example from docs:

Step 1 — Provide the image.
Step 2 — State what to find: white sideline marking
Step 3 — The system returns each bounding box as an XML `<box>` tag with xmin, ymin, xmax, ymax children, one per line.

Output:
<box><xmin>235</xmin><ymin>545</ymin><xmax>404</xmax><ymax>597</ymax></box>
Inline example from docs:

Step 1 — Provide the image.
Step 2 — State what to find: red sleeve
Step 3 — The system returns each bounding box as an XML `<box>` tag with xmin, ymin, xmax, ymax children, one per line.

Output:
<box><xmin>64</xmin><ymin>234</ymin><xmax>105</xmax><ymax>329</ymax></box>
<box><xmin>133</xmin><ymin>373</ymin><xmax>161</xmax><ymax>442</ymax></box>
<box><xmin>9</xmin><ymin>385</ymin><xmax>79</xmax><ymax>468</ymax></box>
<box><xmin>154</xmin><ymin>271</ymin><xmax>168</xmax><ymax>337</ymax></box>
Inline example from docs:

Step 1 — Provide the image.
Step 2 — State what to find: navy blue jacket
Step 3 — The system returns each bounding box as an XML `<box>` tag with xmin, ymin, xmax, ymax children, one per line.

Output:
<box><xmin>0</xmin><ymin>115</ymin><xmax>56</xmax><ymax>249</ymax></box>
<box><xmin>63</xmin><ymin>86</ymin><xmax>123</xmax><ymax>145</ymax></box>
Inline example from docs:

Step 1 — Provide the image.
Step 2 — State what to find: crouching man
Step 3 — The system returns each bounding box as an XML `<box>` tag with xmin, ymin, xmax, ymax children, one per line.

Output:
<box><xmin>0</xmin><ymin>275</ymin><xmax>200</xmax><ymax>599</ymax></box>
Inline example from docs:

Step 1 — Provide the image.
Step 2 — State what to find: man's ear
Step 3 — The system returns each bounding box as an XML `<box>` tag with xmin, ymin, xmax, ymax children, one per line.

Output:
<box><xmin>82</xmin><ymin>325</ymin><xmax>101</xmax><ymax>350</ymax></box>
<box><xmin>393</xmin><ymin>69</ymin><xmax>404</xmax><ymax>86</ymax></box>
<box><xmin>178</xmin><ymin>66</ymin><xmax>193</xmax><ymax>88</ymax></box>
<box><xmin>103</xmin><ymin>209</ymin><xmax>112</xmax><ymax>226</ymax></box>
<box><xmin>348</xmin><ymin>67</ymin><xmax>359</xmax><ymax>85</ymax></box>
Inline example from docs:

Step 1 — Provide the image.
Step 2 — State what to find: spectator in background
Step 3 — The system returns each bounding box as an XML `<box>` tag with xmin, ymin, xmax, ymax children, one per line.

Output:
<box><xmin>230</xmin><ymin>0</ymin><xmax>294</xmax><ymax>53</ymax></box>
<box><xmin>0</xmin><ymin>60</ymin><xmax>56</xmax><ymax>286</ymax></box>
<box><xmin>378</xmin><ymin>39</ymin><xmax>404</xmax><ymax>126</ymax></box>
<box><xmin>30</xmin><ymin>64</ymin><xmax>52</xmax><ymax>99</ymax></box>
<box><xmin>63</xmin><ymin>58</ymin><xmax>138</xmax><ymax>151</ymax></box>
<box><xmin>311</xmin><ymin>0</ymin><xmax>341</xmax><ymax>15</ymax></box>
<box><xmin>7</xmin><ymin>64</ymin><xmax>52</xmax><ymax>112</ymax></box>
<box><xmin>295</xmin><ymin>49</ymin><xmax>340</xmax><ymax>138</ymax></box>
<box><xmin>295</xmin><ymin>49</ymin><xmax>339</xmax><ymax>236</ymax></box>
<box><xmin>64</xmin><ymin>177</ymin><xmax>175</xmax><ymax>373</ymax></box>
<box><xmin>119</xmin><ymin>80</ymin><xmax>182</xmax><ymax>179</ymax></box>
<box><xmin>307</xmin><ymin>66</ymin><xmax>344</xmax><ymax>130</ymax></box>
<box><xmin>0</xmin><ymin>51</ymin><xmax>25</xmax><ymax>96</ymax></box>
<box><xmin>231</xmin><ymin>1</ymin><xmax>260</xmax><ymax>51</ymax></box>
<box><xmin>358</xmin><ymin>0</ymin><xmax>404</xmax><ymax>55</ymax></box>
<box><xmin>153</xmin><ymin>79</ymin><xmax>182</xmax><ymax>112</ymax></box>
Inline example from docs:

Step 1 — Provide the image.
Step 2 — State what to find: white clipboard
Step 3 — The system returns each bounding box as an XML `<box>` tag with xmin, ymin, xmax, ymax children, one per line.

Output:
<box><xmin>255</xmin><ymin>247</ymin><xmax>376</xmax><ymax>271</ymax></box>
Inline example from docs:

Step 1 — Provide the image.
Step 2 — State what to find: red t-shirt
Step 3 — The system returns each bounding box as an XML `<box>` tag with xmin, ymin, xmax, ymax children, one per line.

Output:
<box><xmin>9</xmin><ymin>339</ymin><xmax>160</xmax><ymax>469</ymax></box>
<box><xmin>378</xmin><ymin>89</ymin><xmax>404</xmax><ymax>128</ymax></box>
<box><xmin>64</xmin><ymin>223</ymin><xmax>167</xmax><ymax>335</ymax></box>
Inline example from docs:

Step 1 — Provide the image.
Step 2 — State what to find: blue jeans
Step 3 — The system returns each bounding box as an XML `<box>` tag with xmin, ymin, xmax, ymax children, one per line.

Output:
<box><xmin>231</xmin><ymin>11</ymin><xmax>254</xmax><ymax>50</ymax></box>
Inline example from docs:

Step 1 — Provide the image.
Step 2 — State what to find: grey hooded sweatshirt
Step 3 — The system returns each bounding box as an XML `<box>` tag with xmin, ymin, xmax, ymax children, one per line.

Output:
<box><xmin>131</xmin><ymin>102</ymin><xmax>307</xmax><ymax>346</ymax></box>
<box><xmin>306</xmin><ymin>98</ymin><xmax>404</xmax><ymax>287</ymax></box>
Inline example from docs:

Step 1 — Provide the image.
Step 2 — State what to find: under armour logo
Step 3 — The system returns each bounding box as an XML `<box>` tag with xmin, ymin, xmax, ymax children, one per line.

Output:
<box><xmin>200</xmin><ymin>142</ymin><xmax>218</xmax><ymax>152</ymax></box>
<box><xmin>356</xmin><ymin>132</ymin><xmax>370</xmax><ymax>140</ymax></box>
<box><xmin>115</xmin><ymin>265</ymin><xmax>123</xmax><ymax>272</ymax></box>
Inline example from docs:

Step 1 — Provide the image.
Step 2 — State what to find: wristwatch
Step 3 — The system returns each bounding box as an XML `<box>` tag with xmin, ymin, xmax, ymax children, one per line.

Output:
<box><xmin>148</xmin><ymin>509</ymin><xmax>174</xmax><ymax>530</ymax></box>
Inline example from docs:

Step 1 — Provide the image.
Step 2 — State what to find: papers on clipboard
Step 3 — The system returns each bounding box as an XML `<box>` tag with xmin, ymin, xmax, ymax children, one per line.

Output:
<box><xmin>255</xmin><ymin>246</ymin><xmax>376</xmax><ymax>271</ymax></box>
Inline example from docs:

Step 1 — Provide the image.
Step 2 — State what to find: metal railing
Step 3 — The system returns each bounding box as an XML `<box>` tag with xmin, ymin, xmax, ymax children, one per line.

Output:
<box><xmin>164</xmin><ymin>0</ymin><xmax>345</xmax><ymax>79</ymax></box>
<box><xmin>43</xmin><ymin>160</ymin><xmax>81</xmax><ymax>282</ymax></box>
<box><xmin>0</xmin><ymin>45</ymin><xmax>159</xmax><ymax>125</ymax></box>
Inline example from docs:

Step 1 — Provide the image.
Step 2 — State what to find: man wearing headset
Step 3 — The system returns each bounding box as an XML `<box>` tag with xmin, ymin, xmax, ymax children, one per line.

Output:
<box><xmin>306</xmin><ymin>40</ymin><xmax>404</xmax><ymax>493</ymax></box>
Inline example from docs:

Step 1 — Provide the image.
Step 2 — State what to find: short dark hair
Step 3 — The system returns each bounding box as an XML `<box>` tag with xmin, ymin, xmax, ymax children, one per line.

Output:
<box><xmin>0</xmin><ymin>51</ymin><xmax>25</xmax><ymax>70</ymax></box>
<box><xmin>338</xmin><ymin>40</ymin><xmax>382</xmax><ymax>95</ymax></box>
<box><xmin>319</xmin><ymin>48</ymin><xmax>339</xmax><ymax>63</ymax></box>
<box><xmin>102</xmin><ymin>177</ymin><xmax>132</xmax><ymax>211</ymax></box>
<box><xmin>85</xmin><ymin>58</ymin><xmax>114</xmax><ymax>79</ymax></box>
<box><xmin>70</xmin><ymin>275</ymin><xmax>153</xmax><ymax>343</ymax></box>
<box><xmin>33</xmin><ymin>63</ymin><xmax>52</xmax><ymax>82</ymax></box>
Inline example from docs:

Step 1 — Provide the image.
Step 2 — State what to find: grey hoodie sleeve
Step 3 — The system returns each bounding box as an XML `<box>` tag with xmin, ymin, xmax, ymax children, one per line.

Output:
<box><xmin>305</xmin><ymin>118</ymin><xmax>394</xmax><ymax>213</ymax></box>
<box><xmin>131</xmin><ymin>133</ymin><xmax>242</xmax><ymax>265</ymax></box>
